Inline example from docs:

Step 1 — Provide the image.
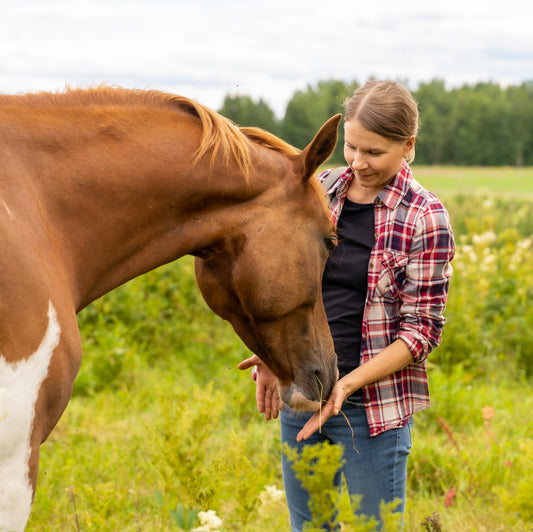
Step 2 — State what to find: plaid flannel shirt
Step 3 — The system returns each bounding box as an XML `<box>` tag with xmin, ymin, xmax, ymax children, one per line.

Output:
<box><xmin>320</xmin><ymin>161</ymin><xmax>455</xmax><ymax>436</ymax></box>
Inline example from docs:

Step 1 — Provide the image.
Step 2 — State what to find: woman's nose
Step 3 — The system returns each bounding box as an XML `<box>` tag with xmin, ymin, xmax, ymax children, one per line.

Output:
<box><xmin>352</xmin><ymin>153</ymin><xmax>368</xmax><ymax>170</ymax></box>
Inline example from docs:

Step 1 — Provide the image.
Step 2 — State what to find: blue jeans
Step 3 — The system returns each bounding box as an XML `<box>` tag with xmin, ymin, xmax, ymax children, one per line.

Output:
<box><xmin>280</xmin><ymin>399</ymin><xmax>412</xmax><ymax>531</ymax></box>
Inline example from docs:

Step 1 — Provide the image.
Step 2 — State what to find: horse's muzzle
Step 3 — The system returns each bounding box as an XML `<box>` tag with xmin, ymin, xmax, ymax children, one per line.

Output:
<box><xmin>279</xmin><ymin>365</ymin><xmax>338</xmax><ymax>412</ymax></box>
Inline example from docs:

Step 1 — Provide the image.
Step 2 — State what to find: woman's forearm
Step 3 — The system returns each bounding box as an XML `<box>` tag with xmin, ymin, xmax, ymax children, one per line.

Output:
<box><xmin>341</xmin><ymin>339</ymin><xmax>414</xmax><ymax>397</ymax></box>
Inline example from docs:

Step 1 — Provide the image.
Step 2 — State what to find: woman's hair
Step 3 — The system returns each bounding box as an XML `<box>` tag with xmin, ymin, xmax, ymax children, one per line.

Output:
<box><xmin>344</xmin><ymin>80</ymin><xmax>419</xmax><ymax>163</ymax></box>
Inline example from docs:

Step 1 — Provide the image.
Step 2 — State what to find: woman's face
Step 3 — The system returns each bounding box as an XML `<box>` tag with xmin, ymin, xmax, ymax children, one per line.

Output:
<box><xmin>343</xmin><ymin>118</ymin><xmax>415</xmax><ymax>199</ymax></box>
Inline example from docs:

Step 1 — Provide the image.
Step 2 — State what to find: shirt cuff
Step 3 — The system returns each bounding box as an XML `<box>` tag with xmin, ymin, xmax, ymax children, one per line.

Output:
<box><xmin>398</xmin><ymin>330</ymin><xmax>429</xmax><ymax>363</ymax></box>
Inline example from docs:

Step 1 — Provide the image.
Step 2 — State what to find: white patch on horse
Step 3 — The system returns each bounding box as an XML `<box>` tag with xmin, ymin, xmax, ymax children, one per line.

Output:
<box><xmin>0</xmin><ymin>301</ymin><xmax>61</xmax><ymax>532</ymax></box>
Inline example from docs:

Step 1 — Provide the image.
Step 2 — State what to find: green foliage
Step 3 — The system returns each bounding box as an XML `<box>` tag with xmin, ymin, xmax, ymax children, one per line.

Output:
<box><xmin>434</xmin><ymin>197</ymin><xmax>533</xmax><ymax>377</ymax></box>
<box><xmin>152</xmin><ymin>492</ymin><xmax>198</xmax><ymax>530</ymax></box>
<box><xmin>169</xmin><ymin>504</ymin><xmax>198</xmax><ymax>530</ymax></box>
<box><xmin>280</xmin><ymin>79</ymin><xmax>358</xmax><ymax>161</ymax></box>
<box><xmin>283</xmin><ymin>441</ymin><xmax>346</xmax><ymax>531</ymax></box>
<box><xmin>409</xmin><ymin>367</ymin><xmax>533</xmax><ymax>530</ymax></box>
<box><xmin>219</xmin><ymin>93</ymin><xmax>280</xmax><ymax>135</ymax></box>
<box><xmin>217</xmin><ymin>78</ymin><xmax>533</xmax><ymax>166</ymax></box>
<box><xmin>283</xmin><ymin>442</ymin><xmax>403</xmax><ymax>531</ymax></box>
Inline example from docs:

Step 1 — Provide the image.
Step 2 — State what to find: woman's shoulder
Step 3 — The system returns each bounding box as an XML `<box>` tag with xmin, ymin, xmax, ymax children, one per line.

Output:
<box><xmin>406</xmin><ymin>178</ymin><xmax>449</xmax><ymax>215</ymax></box>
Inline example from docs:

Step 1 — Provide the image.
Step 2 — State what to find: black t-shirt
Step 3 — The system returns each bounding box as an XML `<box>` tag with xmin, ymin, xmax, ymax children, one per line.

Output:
<box><xmin>322</xmin><ymin>198</ymin><xmax>375</xmax><ymax>379</ymax></box>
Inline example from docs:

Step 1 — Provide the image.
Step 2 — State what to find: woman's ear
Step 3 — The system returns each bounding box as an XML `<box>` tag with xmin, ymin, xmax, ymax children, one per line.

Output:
<box><xmin>404</xmin><ymin>135</ymin><xmax>416</xmax><ymax>157</ymax></box>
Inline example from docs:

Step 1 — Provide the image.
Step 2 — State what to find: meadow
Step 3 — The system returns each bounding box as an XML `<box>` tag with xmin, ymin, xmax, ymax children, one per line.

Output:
<box><xmin>26</xmin><ymin>167</ymin><xmax>533</xmax><ymax>531</ymax></box>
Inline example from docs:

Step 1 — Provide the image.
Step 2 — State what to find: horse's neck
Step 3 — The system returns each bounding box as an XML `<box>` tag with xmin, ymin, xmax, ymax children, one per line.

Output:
<box><xmin>64</xmin><ymin>165</ymin><xmax>262</xmax><ymax>309</ymax></box>
<box><xmin>1</xmin><ymin>104</ymin><xmax>280</xmax><ymax>310</ymax></box>
<box><xmin>37</xmin><ymin>139</ymin><xmax>269</xmax><ymax>310</ymax></box>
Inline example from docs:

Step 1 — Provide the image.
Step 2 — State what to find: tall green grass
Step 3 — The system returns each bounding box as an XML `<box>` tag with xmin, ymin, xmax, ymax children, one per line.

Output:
<box><xmin>26</xmin><ymin>168</ymin><xmax>533</xmax><ymax>531</ymax></box>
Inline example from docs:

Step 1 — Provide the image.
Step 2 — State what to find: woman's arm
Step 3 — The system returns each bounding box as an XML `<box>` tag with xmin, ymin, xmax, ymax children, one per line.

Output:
<box><xmin>296</xmin><ymin>339</ymin><xmax>413</xmax><ymax>441</ymax></box>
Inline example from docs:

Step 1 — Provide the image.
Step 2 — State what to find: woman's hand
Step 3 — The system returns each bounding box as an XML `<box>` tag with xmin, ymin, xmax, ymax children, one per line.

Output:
<box><xmin>238</xmin><ymin>354</ymin><xmax>283</xmax><ymax>420</ymax></box>
<box><xmin>296</xmin><ymin>339</ymin><xmax>414</xmax><ymax>441</ymax></box>
<box><xmin>296</xmin><ymin>379</ymin><xmax>350</xmax><ymax>441</ymax></box>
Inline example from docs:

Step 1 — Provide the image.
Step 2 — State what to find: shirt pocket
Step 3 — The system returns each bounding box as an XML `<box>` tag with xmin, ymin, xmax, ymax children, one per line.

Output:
<box><xmin>375</xmin><ymin>250</ymin><xmax>409</xmax><ymax>301</ymax></box>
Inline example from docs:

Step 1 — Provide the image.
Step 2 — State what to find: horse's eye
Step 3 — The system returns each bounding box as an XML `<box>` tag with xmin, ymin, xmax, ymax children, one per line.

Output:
<box><xmin>325</xmin><ymin>236</ymin><xmax>338</xmax><ymax>254</ymax></box>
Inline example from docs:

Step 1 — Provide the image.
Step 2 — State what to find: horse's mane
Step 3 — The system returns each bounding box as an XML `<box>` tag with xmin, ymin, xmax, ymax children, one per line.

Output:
<box><xmin>0</xmin><ymin>85</ymin><xmax>300</xmax><ymax>179</ymax></box>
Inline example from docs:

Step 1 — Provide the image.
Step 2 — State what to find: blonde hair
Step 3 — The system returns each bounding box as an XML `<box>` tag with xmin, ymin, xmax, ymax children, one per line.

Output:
<box><xmin>344</xmin><ymin>80</ymin><xmax>419</xmax><ymax>163</ymax></box>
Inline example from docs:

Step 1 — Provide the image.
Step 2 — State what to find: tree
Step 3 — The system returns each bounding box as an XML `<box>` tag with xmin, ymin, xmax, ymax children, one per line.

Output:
<box><xmin>415</xmin><ymin>80</ymin><xmax>453</xmax><ymax>165</ymax></box>
<box><xmin>219</xmin><ymin>78</ymin><xmax>533</xmax><ymax>167</ymax></box>
<box><xmin>281</xmin><ymin>80</ymin><xmax>359</xmax><ymax>163</ymax></box>
<box><xmin>218</xmin><ymin>94</ymin><xmax>279</xmax><ymax>135</ymax></box>
<box><xmin>506</xmin><ymin>83</ymin><xmax>533</xmax><ymax>166</ymax></box>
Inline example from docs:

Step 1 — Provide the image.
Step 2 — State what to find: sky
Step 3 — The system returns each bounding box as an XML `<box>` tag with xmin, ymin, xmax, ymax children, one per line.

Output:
<box><xmin>1</xmin><ymin>0</ymin><xmax>532</xmax><ymax>117</ymax></box>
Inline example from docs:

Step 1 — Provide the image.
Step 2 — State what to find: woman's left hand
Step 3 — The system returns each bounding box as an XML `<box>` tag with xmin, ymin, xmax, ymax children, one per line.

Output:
<box><xmin>296</xmin><ymin>379</ymin><xmax>350</xmax><ymax>441</ymax></box>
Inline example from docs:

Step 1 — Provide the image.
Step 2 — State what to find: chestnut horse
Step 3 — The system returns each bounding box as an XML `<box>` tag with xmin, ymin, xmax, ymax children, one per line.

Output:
<box><xmin>0</xmin><ymin>86</ymin><xmax>340</xmax><ymax>531</ymax></box>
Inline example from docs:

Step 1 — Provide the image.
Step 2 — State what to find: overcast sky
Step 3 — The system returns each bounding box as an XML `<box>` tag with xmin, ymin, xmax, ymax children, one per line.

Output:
<box><xmin>1</xmin><ymin>0</ymin><xmax>532</xmax><ymax>117</ymax></box>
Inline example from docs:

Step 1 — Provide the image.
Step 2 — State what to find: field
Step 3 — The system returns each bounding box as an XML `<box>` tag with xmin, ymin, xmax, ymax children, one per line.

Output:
<box><xmin>26</xmin><ymin>167</ymin><xmax>533</xmax><ymax>531</ymax></box>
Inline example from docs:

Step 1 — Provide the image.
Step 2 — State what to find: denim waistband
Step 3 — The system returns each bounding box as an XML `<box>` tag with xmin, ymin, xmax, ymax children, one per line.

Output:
<box><xmin>343</xmin><ymin>395</ymin><xmax>366</xmax><ymax>409</ymax></box>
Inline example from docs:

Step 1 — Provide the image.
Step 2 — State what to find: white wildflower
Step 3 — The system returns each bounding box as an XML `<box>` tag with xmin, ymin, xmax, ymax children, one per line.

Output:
<box><xmin>260</xmin><ymin>485</ymin><xmax>285</xmax><ymax>504</ymax></box>
<box><xmin>482</xmin><ymin>198</ymin><xmax>494</xmax><ymax>209</ymax></box>
<box><xmin>515</xmin><ymin>206</ymin><xmax>528</xmax><ymax>220</ymax></box>
<box><xmin>258</xmin><ymin>484</ymin><xmax>286</xmax><ymax>516</ymax></box>
<box><xmin>517</xmin><ymin>237</ymin><xmax>532</xmax><ymax>251</ymax></box>
<box><xmin>258</xmin><ymin>484</ymin><xmax>285</xmax><ymax>517</ymax></box>
<box><xmin>472</xmin><ymin>231</ymin><xmax>497</xmax><ymax>247</ymax></box>
<box><xmin>192</xmin><ymin>510</ymin><xmax>222</xmax><ymax>532</ymax></box>
<box><xmin>480</xmin><ymin>253</ymin><xmax>496</xmax><ymax>272</ymax></box>
<box><xmin>456</xmin><ymin>244</ymin><xmax>477</xmax><ymax>263</ymax></box>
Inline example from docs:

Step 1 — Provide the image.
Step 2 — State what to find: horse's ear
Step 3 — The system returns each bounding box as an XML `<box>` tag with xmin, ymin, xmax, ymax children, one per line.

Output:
<box><xmin>296</xmin><ymin>114</ymin><xmax>342</xmax><ymax>181</ymax></box>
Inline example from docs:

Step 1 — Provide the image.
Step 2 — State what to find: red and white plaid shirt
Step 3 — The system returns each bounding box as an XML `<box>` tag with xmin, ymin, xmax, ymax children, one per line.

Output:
<box><xmin>320</xmin><ymin>161</ymin><xmax>455</xmax><ymax>436</ymax></box>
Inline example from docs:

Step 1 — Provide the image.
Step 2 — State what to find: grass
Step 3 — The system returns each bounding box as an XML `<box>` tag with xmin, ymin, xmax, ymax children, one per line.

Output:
<box><xmin>24</xmin><ymin>166</ymin><xmax>533</xmax><ymax>531</ymax></box>
<box><xmin>412</xmin><ymin>165</ymin><xmax>533</xmax><ymax>198</ymax></box>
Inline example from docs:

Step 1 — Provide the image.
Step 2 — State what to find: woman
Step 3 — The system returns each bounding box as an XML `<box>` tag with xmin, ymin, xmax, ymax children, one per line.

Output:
<box><xmin>239</xmin><ymin>80</ymin><xmax>455</xmax><ymax>530</ymax></box>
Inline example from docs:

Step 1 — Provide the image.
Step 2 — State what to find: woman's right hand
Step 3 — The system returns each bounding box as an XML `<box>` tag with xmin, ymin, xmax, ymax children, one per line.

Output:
<box><xmin>238</xmin><ymin>355</ymin><xmax>284</xmax><ymax>420</ymax></box>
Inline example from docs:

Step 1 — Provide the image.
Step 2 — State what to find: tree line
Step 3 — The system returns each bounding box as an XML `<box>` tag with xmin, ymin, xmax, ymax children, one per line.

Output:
<box><xmin>218</xmin><ymin>79</ymin><xmax>533</xmax><ymax>166</ymax></box>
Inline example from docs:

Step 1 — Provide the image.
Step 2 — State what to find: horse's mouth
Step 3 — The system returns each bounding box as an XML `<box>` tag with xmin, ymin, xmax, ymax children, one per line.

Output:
<box><xmin>279</xmin><ymin>384</ymin><xmax>322</xmax><ymax>412</ymax></box>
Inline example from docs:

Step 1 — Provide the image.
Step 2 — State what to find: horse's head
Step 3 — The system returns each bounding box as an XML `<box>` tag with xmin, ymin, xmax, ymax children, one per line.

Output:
<box><xmin>194</xmin><ymin>115</ymin><xmax>341</xmax><ymax>411</ymax></box>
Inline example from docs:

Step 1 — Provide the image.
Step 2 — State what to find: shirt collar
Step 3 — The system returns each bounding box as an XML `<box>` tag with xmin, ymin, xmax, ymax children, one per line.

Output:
<box><xmin>333</xmin><ymin>160</ymin><xmax>413</xmax><ymax>210</ymax></box>
<box><xmin>376</xmin><ymin>160</ymin><xmax>413</xmax><ymax>210</ymax></box>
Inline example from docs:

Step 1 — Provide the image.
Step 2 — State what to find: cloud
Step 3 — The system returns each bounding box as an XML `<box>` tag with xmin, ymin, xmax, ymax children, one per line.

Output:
<box><xmin>1</xmin><ymin>0</ymin><xmax>532</xmax><ymax>117</ymax></box>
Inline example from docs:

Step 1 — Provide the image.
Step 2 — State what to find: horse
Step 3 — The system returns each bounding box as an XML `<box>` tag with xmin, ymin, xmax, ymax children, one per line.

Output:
<box><xmin>0</xmin><ymin>86</ymin><xmax>340</xmax><ymax>531</ymax></box>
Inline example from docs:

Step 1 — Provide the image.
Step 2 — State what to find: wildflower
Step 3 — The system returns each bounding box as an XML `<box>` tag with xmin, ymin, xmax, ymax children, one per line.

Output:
<box><xmin>517</xmin><ymin>237</ymin><xmax>532</xmax><ymax>251</ymax></box>
<box><xmin>481</xmin><ymin>405</ymin><xmax>494</xmax><ymax>427</ymax></box>
<box><xmin>192</xmin><ymin>510</ymin><xmax>222</xmax><ymax>532</ymax></box>
<box><xmin>422</xmin><ymin>512</ymin><xmax>442</xmax><ymax>531</ymax></box>
<box><xmin>480</xmin><ymin>253</ymin><xmax>496</xmax><ymax>272</ymax></box>
<box><xmin>472</xmin><ymin>231</ymin><xmax>496</xmax><ymax>246</ymax></box>
<box><xmin>444</xmin><ymin>488</ymin><xmax>456</xmax><ymax>508</ymax></box>
<box><xmin>259</xmin><ymin>484</ymin><xmax>285</xmax><ymax>506</ymax></box>
<box><xmin>482</xmin><ymin>405</ymin><xmax>495</xmax><ymax>449</ymax></box>
<box><xmin>437</xmin><ymin>417</ymin><xmax>459</xmax><ymax>450</ymax></box>
<box><xmin>482</xmin><ymin>198</ymin><xmax>494</xmax><ymax>210</ymax></box>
